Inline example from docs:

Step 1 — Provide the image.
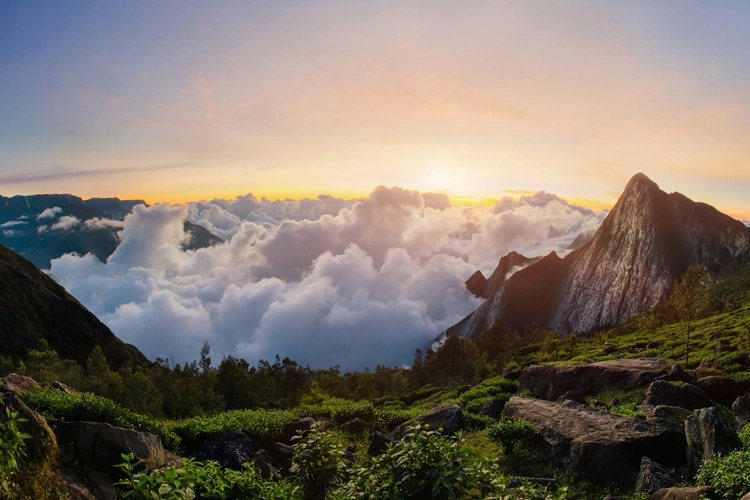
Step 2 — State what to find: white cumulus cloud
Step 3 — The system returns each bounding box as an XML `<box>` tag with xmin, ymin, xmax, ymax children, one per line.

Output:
<box><xmin>49</xmin><ymin>186</ymin><xmax>605</xmax><ymax>370</ymax></box>
<box><xmin>37</xmin><ymin>207</ymin><xmax>63</xmax><ymax>220</ymax></box>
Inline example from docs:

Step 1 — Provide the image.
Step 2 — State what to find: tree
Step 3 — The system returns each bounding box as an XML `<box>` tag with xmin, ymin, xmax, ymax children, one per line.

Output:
<box><xmin>670</xmin><ymin>265</ymin><xmax>711</xmax><ymax>369</ymax></box>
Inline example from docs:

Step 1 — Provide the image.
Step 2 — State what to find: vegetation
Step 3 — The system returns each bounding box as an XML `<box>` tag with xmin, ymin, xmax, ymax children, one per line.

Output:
<box><xmin>670</xmin><ymin>265</ymin><xmax>712</xmax><ymax>369</ymax></box>
<box><xmin>0</xmin><ymin>399</ymin><xmax>31</xmax><ymax>499</ymax></box>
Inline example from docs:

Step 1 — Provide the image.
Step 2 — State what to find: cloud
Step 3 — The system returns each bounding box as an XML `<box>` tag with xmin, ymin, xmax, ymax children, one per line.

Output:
<box><xmin>37</xmin><ymin>207</ymin><xmax>63</xmax><ymax>220</ymax></box>
<box><xmin>83</xmin><ymin>218</ymin><xmax>125</xmax><ymax>231</ymax></box>
<box><xmin>51</xmin><ymin>216</ymin><xmax>81</xmax><ymax>231</ymax></box>
<box><xmin>49</xmin><ymin>186</ymin><xmax>605</xmax><ymax>370</ymax></box>
<box><xmin>2</xmin><ymin>230</ymin><xmax>19</xmax><ymax>237</ymax></box>
<box><xmin>0</xmin><ymin>164</ymin><xmax>192</xmax><ymax>186</ymax></box>
<box><xmin>0</xmin><ymin>220</ymin><xmax>27</xmax><ymax>228</ymax></box>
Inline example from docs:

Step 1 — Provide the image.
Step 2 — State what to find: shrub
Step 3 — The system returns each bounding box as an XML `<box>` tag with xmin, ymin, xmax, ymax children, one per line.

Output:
<box><xmin>488</xmin><ymin>418</ymin><xmax>534</xmax><ymax>454</ymax></box>
<box><xmin>696</xmin><ymin>449</ymin><xmax>750</xmax><ymax>500</ymax></box>
<box><xmin>341</xmin><ymin>424</ymin><xmax>501</xmax><ymax>499</ymax></box>
<box><xmin>21</xmin><ymin>387</ymin><xmax>179</xmax><ymax>450</ymax></box>
<box><xmin>0</xmin><ymin>399</ymin><xmax>31</xmax><ymax>498</ymax></box>
<box><xmin>290</xmin><ymin>424</ymin><xmax>348</xmax><ymax>500</ymax></box>
<box><xmin>115</xmin><ymin>453</ymin><xmax>296</xmax><ymax>500</ymax></box>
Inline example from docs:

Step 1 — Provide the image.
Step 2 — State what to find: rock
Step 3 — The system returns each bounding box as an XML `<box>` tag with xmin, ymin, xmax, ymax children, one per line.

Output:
<box><xmin>502</xmin><ymin>367</ymin><xmax>523</xmax><ymax>381</ymax></box>
<box><xmin>315</xmin><ymin>417</ymin><xmax>337</xmax><ymax>431</ymax></box>
<box><xmin>503</xmin><ymin>397</ymin><xmax>686</xmax><ymax>488</ymax></box>
<box><xmin>0</xmin><ymin>373</ymin><xmax>40</xmax><ymax>393</ymax></box>
<box><xmin>264</xmin><ymin>442</ymin><xmax>294</xmax><ymax>473</ymax></box>
<box><xmin>635</xmin><ymin>457</ymin><xmax>675</xmax><ymax>495</ymax></box>
<box><xmin>642</xmin><ymin>380</ymin><xmax>713</xmax><ymax>410</ymax></box>
<box><xmin>589</xmin><ymin>399</ymin><xmax>607</xmax><ymax>409</ymax></box>
<box><xmin>506</xmin><ymin>476</ymin><xmax>557</xmax><ymax>490</ymax></box>
<box><xmin>367</xmin><ymin>431</ymin><xmax>393</xmax><ymax>456</ymax></box>
<box><xmin>646</xmin><ymin>342</ymin><xmax>662</xmax><ymax>349</ymax></box>
<box><xmin>647</xmin><ymin>486</ymin><xmax>717</xmax><ymax>500</ymax></box>
<box><xmin>563</xmin><ymin>391</ymin><xmax>587</xmax><ymax>405</ymax></box>
<box><xmin>50</xmin><ymin>381</ymin><xmax>82</xmax><ymax>395</ymax></box>
<box><xmin>252</xmin><ymin>449</ymin><xmax>280</xmax><ymax>479</ymax></box>
<box><xmin>388</xmin><ymin>404</ymin><xmax>466</xmax><ymax>441</ymax></box>
<box><xmin>339</xmin><ymin>417</ymin><xmax>368</xmax><ymax>433</ymax></box>
<box><xmin>685</xmin><ymin>407</ymin><xmax>742</xmax><ymax>471</ymax></box>
<box><xmin>740</xmin><ymin>493</ymin><xmax>750</xmax><ymax>500</ymax></box>
<box><xmin>519</xmin><ymin>358</ymin><xmax>690</xmax><ymax>401</ymax></box>
<box><xmin>280</xmin><ymin>416</ymin><xmax>315</xmax><ymax>444</ymax></box>
<box><xmin>188</xmin><ymin>432</ymin><xmax>259</xmax><ymax>470</ymax></box>
<box><xmin>696</xmin><ymin>376</ymin><xmax>743</xmax><ymax>407</ymax></box>
<box><xmin>645</xmin><ymin>405</ymin><xmax>694</xmax><ymax>433</ymax></box>
<box><xmin>53</xmin><ymin>469</ymin><xmax>101</xmax><ymax>500</ymax></box>
<box><xmin>478</xmin><ymin>398</ymin><xmax>506</xmax><ymax>419</ymax></box>
<box><xmin>715</xmin><ymin>343</ymin><xmax>738</xmax><ymax>353</ymax></box>
<box><xmin>1</xmin><ymin>391</ymin><xmax>57</xmax><ymax>460</ymax></box>
<box><xmin>50</xmin><ymin>420</ymin><xmax>178</xmax><ymax>478</ymax></box>
<box><xmin>733</xmin><ymin>395</ymin><xmax>750</xmax><ymax>431</ymax></box>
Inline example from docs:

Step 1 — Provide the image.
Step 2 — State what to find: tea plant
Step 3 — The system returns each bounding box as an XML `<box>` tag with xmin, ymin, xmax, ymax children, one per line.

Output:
<box><xmin>0</xmin><ymin>399</ymin><xmax>31</xmax><ymax>498</ymax></box>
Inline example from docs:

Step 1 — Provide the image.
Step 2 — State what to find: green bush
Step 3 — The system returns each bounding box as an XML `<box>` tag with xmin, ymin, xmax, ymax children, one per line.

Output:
<box><xmin>340</xmin><ymin>424</ymin><xmax>501</xmax><ymax>499</ymax></box>
<box><xmin>0</xmin><ymin>399</ymin><xmax>31</xmax><ymax>498</ymax></box>
<box><xmin>20</xmin><ymin>387</ymin><xmax>180</xmax><ymax>450</ymax></box>
<box><xmin>115</xmin><ymin>453</ymin><xmax>296</xmax><ymax>499</ymax></box>
<box><xmin>696</xmin><ymin>449</ymin><xmax>750</xmax><ymax>500</ymax></box>
<box><xmin>488</xmin><ymin>418</ymin><xmax>534</xmax><ymax>454</ymax></box>
<box><xmin>739</xmin><ymin>424</ymin><xmax>750</xmax><ymax>448</ymax></box>
<box><xmin>290</xmin><ymin>424</ymin><xmax>348</xmax><ymax>500</ymax></box>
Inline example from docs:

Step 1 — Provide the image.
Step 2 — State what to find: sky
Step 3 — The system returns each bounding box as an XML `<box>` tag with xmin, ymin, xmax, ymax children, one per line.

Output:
<box><xmin>2</xmin><ymin>1</ymin><xmax>750</xmax><ymax>218</ymax></box>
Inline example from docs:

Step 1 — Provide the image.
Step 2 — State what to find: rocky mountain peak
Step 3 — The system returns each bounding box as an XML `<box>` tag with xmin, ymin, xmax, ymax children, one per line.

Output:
<box><xmin>449</xmin><ymin>173</ymin><xmax>750</xmax><ymax>338</ymax></box>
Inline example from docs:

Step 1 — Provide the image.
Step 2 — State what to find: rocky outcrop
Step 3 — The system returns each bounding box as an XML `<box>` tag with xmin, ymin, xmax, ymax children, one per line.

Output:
<box><xmin>188</xmin><ymin>432</ymin><xmax>259</xmax><ymax>470</ymax></box>
<box><xmin>685</xmin><ymin>407</ymin><xmax>742</xmax><ymax>469</ymax></box>
<box><xmin>449</xmin><ymin>173</ymin><xmax>750</xmax><ymax>338</ymax></box>
<box><xmin>642</xmin><ymin>380</ymin><xmax>713</xmax><ymax>410</ymax></box>
<box><xmin>518</xmin><ymin>358</ymin><xmax>689</xmax><ymax>401</ymax></box>
<box><xmin>635</xmin><ymin>457</ymin><xmax>675</xmax><ymax>495</ymax></box>
<box><xmin>464</xmin><ymin>252</ymin><xmax>541</xmax><ymax>300</ymax></box>
<box><xmin>388</xmin><ymin>404</ymin><xmax>466</xmax><ymax>441</ymax></box>
<box><xmin>0</xmin><ymin>391</ymin><xmax>57</xmax><ymax>461</ymax></box>
<box><xmin>504</xmin><ymin>397</ymin><xmax>686</xmax><ymax>488</ymax></box>
<box><xmin>50</xmin><ymin>420</ymin><xmax>178</xmax><ymax>477</ymax></box>
<box><xmin>465</xmin><ymin>271</ymin><xmax>488</xmax><ymax>298</ymax></box>
<box><xmin>0</xmin><ymin>373</ymin><xmax>40</xmax><ymax>393</ymax></box>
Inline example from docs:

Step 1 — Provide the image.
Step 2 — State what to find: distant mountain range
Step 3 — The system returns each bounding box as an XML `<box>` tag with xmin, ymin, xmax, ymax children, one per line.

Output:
<box><xmin>451</xmin><ymin>173</ymin><xmax>750</xmax><ymax>338</ymax></box>
<box><xmin>0</xmin><ymin>194</ymin><xmax>222</xmax><ymax>268</ymax></box>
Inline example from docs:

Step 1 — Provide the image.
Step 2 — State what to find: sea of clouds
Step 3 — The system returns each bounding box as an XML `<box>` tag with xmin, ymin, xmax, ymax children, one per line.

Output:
<box><xmin>48</xmin><ymin>186</ymin><xmax>606</xmax><ymax>371</ymax></box>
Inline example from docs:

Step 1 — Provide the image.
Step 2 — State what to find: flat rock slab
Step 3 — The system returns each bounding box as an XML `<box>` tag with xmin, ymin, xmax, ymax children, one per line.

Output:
<box><xmin>519</xmin><ymin>358</ymin><xmax>689</xmax><ymax>401</ymax></box>
<box><xmin>504</xmin><ymin>397</ymin><xmax>686</xmax><ymax>488</ymax></box>
<box><xmin>647</xmin><ymin>486</ymin><xmax>717</xmax><ymax>500</ymax></box>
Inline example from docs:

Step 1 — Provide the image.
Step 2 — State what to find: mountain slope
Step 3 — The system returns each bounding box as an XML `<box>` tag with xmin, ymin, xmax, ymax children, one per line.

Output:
<box><xmin>451</xmin><ymin>173</ymin><xmax>750</xmax><ymax>338</ymax></box>
<box><xmin>0</xmin><ymin>242</ymin><xmax>147</xmax><ymax>368</ymax></box>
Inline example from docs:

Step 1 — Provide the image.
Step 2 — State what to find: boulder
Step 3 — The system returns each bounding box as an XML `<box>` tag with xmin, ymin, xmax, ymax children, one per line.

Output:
<box><xmin>315</xmin><ymin>417</ymin><xmax>337</xmax><ymax>431</ymax></box>
<box><xmin>642</xmin><ymin>380</ymin><xmax>713</xmax><ymax>410</ymax></box>
<box><xmin>695</xmin><ymin>376</ymin><xmax>743</xmax><ymax>406</ymax></box>
<box><xmin>50</xmin><ymin>420</ymin><xmax>178</xmax><ymax>477</ymax></box>
<box><xmin>281</xmin><ymin>417</ymin><xmax>315</xmax><ymax>444</ymax></box>
<box><xmin>519</xmin><ymin>359</ymin><xmax>689</xmax><ymax>401</ymax></box>
<box><xmin>387</xmin><ymin>404</ymin><xmax>466</xmax><ymax>441</ymax></box>
<box><xmin>647</xmin><ymin>487</ymin><xmax>717</xmax><ymax>500</ymax></box>
<box><xmin>264</xmin><ymin>442</ymin><xmax>294</xmax><ymax>473</ymax></box>
<box><xmin>685</xmin><ymin>407</ymin><xmax>742</xmax><ymax>468</ymax></box>
<box><xmin>188</xmin><ymin>432</ymin><xmax>259</xmax><ymax>470</ymax></box>
<box><xmin>635</xmin><ymin>457</ymin><xmax>675</xmax><ymax>495</ymax></box>
<box><xmin>367</xmin><ymin>431</ymin><xmax>393</xmax><ymax>456</ymax></box>
<box><xmin>645</xmin><ymin>405</ymin><xmax>693</xmax><ymax>434</ymax></box>
<box><xmin>252</xmin><ymin>449</ymin><xmax>280</xmax><ymax>479</ymax></box>
<box><xmin>0</xmin><ymin>373</ymin><xmax>40</xmax><ymax>393</ymax></box>
<box><xmin>715</xmin><ymin>343</ymin><xmax>738</xmax><ymax>353</ymax></box>
<box><xmin>740</xmin><ymin>493</ymin><xmax>750</xmax><ymax>500</ymax></box>
<box><xmin>562</xmin><ymin>391</ymin><xmax>587</xmax><ymax>405</ymax></box>
<box><xmin>339</xmin><ymin>417</ymin><xmax>368</xmax><ymax>433</ymax></box>
<box><xmin>51</xmin><ymin>381</ymin><xmax>83</xmax><ymax>395</ymax></box>
<box><xmin>478</xmin><ymin>398</ymin><xmax>506</xmax><ymax>419</ymax></box>
<box><xmin>503</xmin><ymin>397</ymin><xmax>686</xmax><ymax>488</ymax></box>
<box><xmin>1</xmin><ymin>391</ymin><xmax>57</xmax><ymax>460</ymax></box>
<box><xmin>733</xmin><ymin>395</ymin><xmax>750</xmax><ymax>431</ymax></box>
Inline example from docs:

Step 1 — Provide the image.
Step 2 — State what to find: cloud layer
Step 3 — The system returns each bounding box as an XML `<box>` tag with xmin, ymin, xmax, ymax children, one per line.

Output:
<box><xmin>49</xmin><ymin>187</ymin><xmax>605</xmax><ymax>370</ymax></box>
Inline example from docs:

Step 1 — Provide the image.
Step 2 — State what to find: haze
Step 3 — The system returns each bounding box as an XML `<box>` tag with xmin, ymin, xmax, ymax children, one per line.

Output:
<box><xmin>2</xmin><ymin>1</ymin><xmax>750</xmax><ymax>218</ymax></box>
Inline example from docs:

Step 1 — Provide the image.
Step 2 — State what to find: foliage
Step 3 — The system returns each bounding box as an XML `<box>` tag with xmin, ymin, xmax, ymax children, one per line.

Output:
<box><xmin>696</xmin><ymin>449</ymin><xmax>750</xmax><ymax>500</ymax></box>
<box><xmin>487</xmin><ymin>417</ymin><xmax>534</xmax><ymax>454</ymax></box>
<box><xmin>0</xmin><ymin>399</ymin><xmax>31</xmax><ymax>498</ymax></box>
<box><xmin>20</xmin><ymin>387</ymin><xmax>180</xmax><ymax>450</ymax></box>
<box><xmin>116</xmin><ymin>453</ymin><xmax>295</xmax><ymax>500</ymax></box>
<box><xmin>341</xmin><ymin>424</ymin><xmax>501</xmax><ymax>499</ymax></box>
<box><xmin>290</xmin><ymin>424</ymin><xmax>348</xmax><ymax>500</ymax></box>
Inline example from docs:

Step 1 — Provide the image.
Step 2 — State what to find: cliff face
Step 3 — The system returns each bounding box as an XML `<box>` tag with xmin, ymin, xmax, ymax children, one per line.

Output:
<box><xmin>452</xmin><ymin>173</ymin><xmax>750</xmax><ymax>338</ymax></box>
